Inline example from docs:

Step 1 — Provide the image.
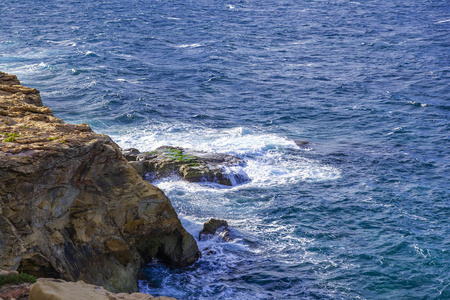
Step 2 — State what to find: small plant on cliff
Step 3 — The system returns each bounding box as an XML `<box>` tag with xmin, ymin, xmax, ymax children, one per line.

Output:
<box><xmin>47</xmin><ymin>137</ymin><xmax>58</xmax><ymax>141</ymax></box>
<box><xmin>2</xmin><ymin>132</ymin><xmax>21</xmax><ymax>142</ymax></box>
<box><xmin>0</xmin><ymin>273</ymin><xmax>36</xmax><ymax>286</ymax></box>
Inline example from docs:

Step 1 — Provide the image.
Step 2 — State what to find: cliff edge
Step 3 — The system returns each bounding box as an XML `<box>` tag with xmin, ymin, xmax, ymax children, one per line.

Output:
<box><xmin>0</xmin><ymin>72</ymin><xmax>200</xmax><ymax>293</ymax></box>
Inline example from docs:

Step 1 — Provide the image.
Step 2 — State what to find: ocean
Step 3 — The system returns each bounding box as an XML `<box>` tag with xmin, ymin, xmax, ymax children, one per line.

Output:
<box><xmin>1</xmin><ymin>0</ymin><xmax>449</xmax><ymax>299</ymax></box>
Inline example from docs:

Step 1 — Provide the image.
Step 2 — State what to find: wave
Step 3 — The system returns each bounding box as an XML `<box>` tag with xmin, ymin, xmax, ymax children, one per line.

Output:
<box><xmin>175</xmin><ymin>43</ymin><xmax>202</xmax><ymax>48</ymax></box>
<box><xmin>435</xmin><ymin>19</ymin><xmax>450</xmax><ymax>24</ymax></box>
<box><xmin>111</xmin><ymin>124</ymin><xmax>341</xmax><ymax>189</ymax></box>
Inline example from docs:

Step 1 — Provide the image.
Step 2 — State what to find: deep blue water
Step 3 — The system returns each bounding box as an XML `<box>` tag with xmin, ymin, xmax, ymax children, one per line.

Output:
<box><xmin>1</xmin><ymin>0</ymin><xmax>449</xmax><ymax>299</ymax></box>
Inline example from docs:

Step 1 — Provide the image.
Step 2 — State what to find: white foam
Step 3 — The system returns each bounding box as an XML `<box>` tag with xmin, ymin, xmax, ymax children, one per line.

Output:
<box><xmin>111</xmin><ymin>123</ymin><xmax>340</xmax><ymax>189</ymax></box>
<box><xmin>47</xmin><ymin>40</ymin><xmax>77</xmax><ymax>47</ymax></box>
<box><xmin>115</xmin><ymin>78</ymin><xmax>145</xmax><ymax>84</ymax></box>
<box><xmin>5</xmin><ymin>61</ymin><xmax>51</xmax><ymax>79</ymax></box>
<box><xmin>388</xmin><ymin>126</ymin><xmax>403</xmax><ymax>135</ymax></box>
<box><xmin>435</xmin><ymin>19</ymin><xmax>450</xmax><ymax>24</ymax></box>
<box><xmin>112</xmin><ymin>124</ymin><xmax>297</xmax><ymax>155</ymax></box>
<box><xmin>176</xmin><ymin>43</ymin><xmax>202</xmax><ymax>48</ymax></box>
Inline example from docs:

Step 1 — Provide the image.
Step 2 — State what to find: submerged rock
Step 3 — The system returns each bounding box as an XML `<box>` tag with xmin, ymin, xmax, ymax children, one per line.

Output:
<box><xmin>294</xmin><ymin>139</ymin><xmax>309</xmax><ymax>148</ymax></box>
<box><xmin>199</xmin><ymin>218</ymin><xmax>231</xmax><ymax>242</ymax></box>
<box><xmin>0</xmin><ymin>71</ymin><xmax>201</xmax><ymax>293</ymax></box>
<box><xmin>29</xmin><ymin>278</ymin><xmax>175</xmax><ymax>300</ymax></box>
<box><xmin>124</xmin><ymin>146</ymin><xmax>250</xmax><ymax>186</ymax></box>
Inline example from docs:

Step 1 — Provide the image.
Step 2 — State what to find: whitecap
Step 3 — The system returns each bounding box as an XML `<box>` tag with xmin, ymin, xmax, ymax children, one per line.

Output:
<box><xmin>84</xmin><ymin>51</ymin><xmax>98</xmax><ymax>56</ymax></box>
<box><xmin>435</xmin><ymin>19</ymin><xmax>450</xmax><ymax>24</ymax></box>
<box><xmin>176</xmin><ymin>43</ymin><xmax>202</xmax><ymax>48</ymax></box>
<box><xmin>408</xmin><ymin>101</ymin><xmax>429</xmax><ymax>107</ymax></box>
<box><xmin>388</xmin><ymin>126</ymin><xmax>403</xmax><ymax>135</ymax></box>
<box><xmin>47</xmin><ymin>40</ymin><xmax>77</xmax><ymax>47</ymax></box>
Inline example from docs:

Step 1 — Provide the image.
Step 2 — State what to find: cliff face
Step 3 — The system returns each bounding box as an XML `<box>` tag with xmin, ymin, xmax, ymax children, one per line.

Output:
<box><xmin>0</xmin><ymin>72</ymin><xmax>200</xmax><ymax>292</ymax></box>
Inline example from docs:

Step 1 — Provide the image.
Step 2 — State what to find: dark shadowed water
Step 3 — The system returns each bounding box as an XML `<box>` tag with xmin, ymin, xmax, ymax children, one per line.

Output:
<box><xmin>1</xmin><ymin>0</ymin><xmax>449</xmax><ymax>299</ymax></box>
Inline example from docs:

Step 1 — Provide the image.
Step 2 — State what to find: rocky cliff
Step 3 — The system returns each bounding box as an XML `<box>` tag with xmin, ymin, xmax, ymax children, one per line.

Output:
<box><xmin>0</xmin><ymin>72</ymin><xmax>201</xmax><ymax>293</ymax></box>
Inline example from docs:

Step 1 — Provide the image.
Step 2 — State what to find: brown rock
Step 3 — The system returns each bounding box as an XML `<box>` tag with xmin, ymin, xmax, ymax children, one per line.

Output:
<box><xmin>0</xmin><ymin>71</ymin><xmax>200</xmax><ymax>293</ymax></box>
<box><xmin>0</xmin><ymin>73</ymin><xmax>20</xmax><ymax>86</ymax></box>
<box><xmin>29</xmin><ymin>278</ymin><xmax>176</xmax><ymax>300</ymax></box>
<box><xmin>199</xmin><ymin>218</ymin><xmax>231</xmax><ymax>241</ymax></box>
<box><xmin>124</xmin><ymin>146</ymin><xmax>250</xmax><ymax>186</ymax></box>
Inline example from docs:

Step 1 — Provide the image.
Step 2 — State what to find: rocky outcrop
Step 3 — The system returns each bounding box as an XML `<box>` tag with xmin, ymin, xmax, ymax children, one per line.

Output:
<box><xmin>0</xmin><ymin>71</ymin><xmax>201</xmax><ymax>293</ymax></box>
<box><xmin>123</xmin><ymin>146</ymin><xmax>250</xmax><ymax>186</ymax></box>
<box><xmin>199</xmin><ymin>218</ymin><xmax>231</xmax><ymax>242</ymax></box>
<box><xmin>29</xmin><ymin>278</ymin><xmax>175</xmax><ymax>300</ymax></box>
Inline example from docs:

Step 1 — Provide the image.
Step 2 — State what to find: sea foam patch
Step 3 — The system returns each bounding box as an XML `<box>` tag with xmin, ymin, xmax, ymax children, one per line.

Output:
<box><xmin>110</xmin><ymin>123</ymin><xmax>341</xmax><ymax>188</ymax></box>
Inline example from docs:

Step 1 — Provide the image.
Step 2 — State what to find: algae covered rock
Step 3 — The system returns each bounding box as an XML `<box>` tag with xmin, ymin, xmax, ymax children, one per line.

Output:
<box><xmin>0</xmin><ymin>71</ymin><xmax>200</xmax><ymax>293</ymax></box>
<box><xmin>124</xmin><ymin>146</ymin><xmax>250</xmax><ymax>186</ymax></box>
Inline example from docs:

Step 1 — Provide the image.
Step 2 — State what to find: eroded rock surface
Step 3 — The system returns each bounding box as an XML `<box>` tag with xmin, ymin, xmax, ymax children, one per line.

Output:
<box><xmin>0</xmin><ymin>71</ymin><xmax>200</xmax><ymax>293</ymax></box>
<box><xmin>124</xmin><ymin>146</ymin><xmax>250</xmax><ymax>186</ymax></box>
<box><xmin>29</xmin><ymin>278</ymin><xmax>175</xmax><ymax>300</ymax></box>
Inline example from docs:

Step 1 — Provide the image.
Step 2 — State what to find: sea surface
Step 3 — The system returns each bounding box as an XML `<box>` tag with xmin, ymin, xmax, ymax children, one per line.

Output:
<box><xmin>1</xmin><ymin>0</ymin><xmax>449</xmax><ymax>299</ymax></box>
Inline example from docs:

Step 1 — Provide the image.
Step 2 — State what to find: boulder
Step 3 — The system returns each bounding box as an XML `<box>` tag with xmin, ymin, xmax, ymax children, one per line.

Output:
<box><xmin>29</xmin><ymin>278</ymin><xmax>175</xmax><ymax>300</ymax></box>
<box><xmin>124</xmin><ymin>146</ymin><xmax>250</xmax><ymax>186</ymax></box>
<box><xmin>199</xmin><ymin>218</ymin><xmax>231</xmax><ymax>242</ymax></box>
<box><xmin>0</xmin><ymin>71</ymin><xmax>201</xmax><ymax>293</ymax></box>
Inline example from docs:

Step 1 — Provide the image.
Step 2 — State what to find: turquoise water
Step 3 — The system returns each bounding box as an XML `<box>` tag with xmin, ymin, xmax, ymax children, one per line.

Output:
<box><xmin>1</xmin><ymin>0</ymin><xmax>449</xmax><ymax>298</ymax></box>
